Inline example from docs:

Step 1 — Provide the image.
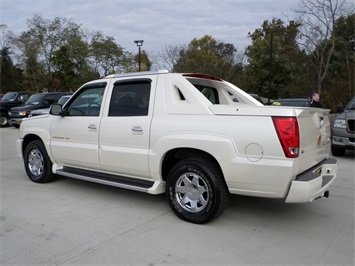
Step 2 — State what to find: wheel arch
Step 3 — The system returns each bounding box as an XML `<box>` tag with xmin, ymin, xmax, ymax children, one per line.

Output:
<box><xmin>22</xmin><ymin>134</ymin><xmax>43</xmax><ymax>156</ymax></box>
<box><xmin>161</xmin><ymin>148</ymin><xmax>224</xmax><ymax>182</ymax></box>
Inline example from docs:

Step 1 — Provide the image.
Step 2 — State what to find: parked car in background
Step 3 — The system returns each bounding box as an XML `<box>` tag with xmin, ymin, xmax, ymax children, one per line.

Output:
<box><xmin>272</xmin><ymin>98</ymin><xmax>312</xmax><ymax>107</ymax></box>
<box><xmin>28</xmin><ymin>94</ymin><xmax>72</xmax><ymax>117</ymax></box>
<box><xmin>9</xmin><ymin>92</ymin><xmax>72</xmax><ymax>127</ymax></box>
<box><xmin>331</xmin><ymin>96</ymin><xmax>355</xmax><ymax>156</ymax></box>
<box><xmin>0</xmin><ymin>91</ymin><xmax>30</xmax><ymax>127</ymax></box>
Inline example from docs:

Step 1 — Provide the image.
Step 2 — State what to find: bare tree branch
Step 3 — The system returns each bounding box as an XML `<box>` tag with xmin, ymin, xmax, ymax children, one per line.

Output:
<box><xmin>294</xmin><ymin>0</ymin><xmax>353</xmax><ymax>94</ymax></box>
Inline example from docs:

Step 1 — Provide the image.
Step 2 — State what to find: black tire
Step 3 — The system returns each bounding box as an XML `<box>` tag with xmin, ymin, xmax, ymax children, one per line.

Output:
<box><xmin>166</xmin><ymin>158</ymin><xmax>229</xmax><ymax>224</ymax></box>
<box><xmin>24</xmin><ymin>140</ymin><xmax>56</xmax><ymax>183</ymax></box>
<box><xmin>331</xmin><ymin>145</ymin><xmax>346</xmax><ymax>157</ymax></box>
<box><xmin>0</xmin><ymin>112</ymin><xmax>9</xmax><ymax>127</ymax></box>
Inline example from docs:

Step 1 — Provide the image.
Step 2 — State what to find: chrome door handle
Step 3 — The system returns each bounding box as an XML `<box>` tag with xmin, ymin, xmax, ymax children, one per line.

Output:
<box><xmin>88</xmin><ymin>124</ymin><xmax>97</xmax><ymax>131</ymax></box>
<box><xmin>132</xmin><ymin>126</ymin><xmax>143</xmax><ymax>134</ymax></box>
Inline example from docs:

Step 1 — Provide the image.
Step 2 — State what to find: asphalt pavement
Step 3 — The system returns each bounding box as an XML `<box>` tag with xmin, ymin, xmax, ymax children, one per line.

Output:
<box><xmin>0</xmin><ymin>126</ymin><xmax>354</xmax><ymax>265</ymax></box>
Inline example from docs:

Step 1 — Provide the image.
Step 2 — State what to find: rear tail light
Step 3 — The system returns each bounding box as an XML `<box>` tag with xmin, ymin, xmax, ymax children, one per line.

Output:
<box><xmin>272</xmin><ymin>117</ymin><xmax>300</xmax><ymax>158</ymax></box>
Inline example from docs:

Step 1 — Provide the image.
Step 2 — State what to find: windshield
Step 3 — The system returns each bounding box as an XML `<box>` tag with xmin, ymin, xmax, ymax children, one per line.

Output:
<box><xmin>26</xmin><ymin>94</ymin><xmax>43</xmax><ymax>105</ymax></box>
<box><xmin>1</xmin><ymin>93</ymin><xmax>18</xmax><ymax>102</ymax></box>
<box><xmin>346</xmin><ymin>97</ymin><xmax>355</xmax><ymax>110</ymax></box>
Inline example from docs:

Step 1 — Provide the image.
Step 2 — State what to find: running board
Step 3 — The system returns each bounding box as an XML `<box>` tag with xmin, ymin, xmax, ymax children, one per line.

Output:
<box><xmin>56</xmin><ymin>166</ymin><xmax>154</xmax><ymax>193</ymax></box>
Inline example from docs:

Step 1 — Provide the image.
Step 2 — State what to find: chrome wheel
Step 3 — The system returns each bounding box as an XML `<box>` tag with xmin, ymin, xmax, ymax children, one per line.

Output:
<box><xmin>175</xmin><ymin>172</ymin><xmax>209</xmax><ymax>213</ymax></box>
<box><xmin>0</xmin><ymin>116</ymin><xmax>8</xmax><ymax>126</ymax></box>
<box><xmin>166</xmin><ymin>158</ymin><xmax>229</xmax><ymax>224</ymax></box>
<box><xmin>24</xmin><ymin>140</ymin><xmax>56</xmax><ymax>183</ymax></box>
<box><xmin>27</xmin><ymin>148</ymin><xmax>44</xmax><ymax>177</ymax></box>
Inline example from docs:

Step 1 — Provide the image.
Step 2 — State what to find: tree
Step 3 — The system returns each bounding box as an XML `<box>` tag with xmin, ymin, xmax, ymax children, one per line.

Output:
<box><xmin>9</xmin><ymin>14</ymin><xmax>140</xmax><ymax>92</ymax></box>
<box><xmin>0</xmin><ymin>24</ymin><xmax>14</xmax><ymax>50</ymax></box>
<box><xmin>244</xmin><ymin>19</ymin><xmax>303</xmax><ymax>100</ymax></box>
<box><xmin>172</xmin><ymin>35</ymin><xmax>242</xmax><ymax>83</ymax></box>
<box><xmin>158</xmin><ymin>43</ymin><xmax>187</xmax><ymax>71</ymax></box>
<box><xmin>321</xmin><ymin>13</ymin><xmax>355</xmax><ymax>109</ymax></box>
<box><xmin>294</xmin><ymin>0</ymin><xmax>353</xmax><ymax>96</ymax></box>
<box><xmin>51</xmin><ymin>45</ymin><xmax>76</xmax><ymax>91</ymax></box>
<box><xmin>90</xmin><ymin>32</ymin><xmax>124</xmax><ymax>76</ymax></box>
<box><xmin>12</xmin><ymin>29</ymin><xmax>43</xmax><ymax>91</ymax></box>
<box><xmin>0</xmin><ymin>47</ymin><xmax>23</xmax><ymax>92</ymax></box>
<box><xmin>11</xmin><ymin>14</ymin><xmax>79</xmax><ymax>91</ymax></box>
<box><xmin>133</xmin><ymin>50</ymin><xmax>151</xmax><ymax>72</ymax></box>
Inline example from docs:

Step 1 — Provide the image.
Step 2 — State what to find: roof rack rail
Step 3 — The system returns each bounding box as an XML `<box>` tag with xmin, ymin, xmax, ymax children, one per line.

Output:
<box><xmin>104</xmin><ymin>69</ymin><xmax>169</xmax><ymax>79</ymax></box>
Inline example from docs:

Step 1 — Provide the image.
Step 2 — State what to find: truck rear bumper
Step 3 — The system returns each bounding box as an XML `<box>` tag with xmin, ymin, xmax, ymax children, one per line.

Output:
<box><xmin>285</xmin><ymin>158</ymin><xmax>337</xmax><ymax>203</ymax></box>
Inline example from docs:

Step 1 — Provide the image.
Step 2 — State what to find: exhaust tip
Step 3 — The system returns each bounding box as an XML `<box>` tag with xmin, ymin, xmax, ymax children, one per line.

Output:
<box><xmin>324</xmin><ymin>191</ymin><xmax>329</xmax><ymax>198</ymax></box>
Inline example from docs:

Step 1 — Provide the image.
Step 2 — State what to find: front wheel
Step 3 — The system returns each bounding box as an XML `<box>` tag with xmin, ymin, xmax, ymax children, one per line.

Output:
<box><xmin>166</xmin><ymin>158</ymin><xmax>229</xmax><ymax>224</ymax></box>
<box><xmin>0</xmin><ymin>112</ymin><xmax>9</xmax><ymax>127</ymax></box>
<box><xmin>24</xmin><ymin>140</ymin><xmax>56</xmax><ymax>183</ymax></box>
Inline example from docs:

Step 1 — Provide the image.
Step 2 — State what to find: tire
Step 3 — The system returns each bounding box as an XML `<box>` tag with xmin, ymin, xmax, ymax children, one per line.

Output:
<box><xmin>0</xmin><ymin>112</ymin><xmax>9</xmax><ymax>127</ymax></box>
<box><xmin>24</xmin><ymin>140</ymin><xmax>56</xmax><ymax>183</ymax></box>
<box><xmin>331</xmin><ymin>145</ymin><xmax>346</xmax><ymax>157</ymax></box>
<box><xmin>166</xmin><ymin>158</ymin><xmax>229</xmax><ymax>224</ymax></box>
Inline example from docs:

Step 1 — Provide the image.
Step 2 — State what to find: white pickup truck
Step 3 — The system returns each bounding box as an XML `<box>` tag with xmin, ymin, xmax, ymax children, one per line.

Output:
<box><xmin>16</xmin><ymin>70</ymin><xmax>337</xmax><ymax>224</ymax></box>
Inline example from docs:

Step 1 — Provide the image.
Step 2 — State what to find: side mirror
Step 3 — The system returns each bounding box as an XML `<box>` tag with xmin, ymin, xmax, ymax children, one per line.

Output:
<box><xmin>50</xmin><ymin>104</ymin><xmax>64</xmax><ymax>116</ymax></box>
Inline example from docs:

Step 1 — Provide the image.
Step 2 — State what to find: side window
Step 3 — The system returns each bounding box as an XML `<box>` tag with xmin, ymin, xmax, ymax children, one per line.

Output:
<box><xmin>108</xmin><ymin>81</ymin><xmax>151</xmax><ymax>116</ymax></box>
<box><xmin>43</xmin><ymin>95</ymin><xmax>60</xmax><ymax>107</ymax></box>
<box><xmin>194</xmin><ymin>85</ymin><xmax>219</xmax><ymax>104</ymax></box>
<box><xmin>20</xmin><ymin>94</ymin><xmax>29</xmax><ymax>102</ymax></box>
<box><xmin>228</xmin><ymin>91</ymin><xmax>239</xmax><ymax>102</ymax></box>
<box><xmin>66</xmin><ymin>85</ymin><xmax>105</xmax><ymax>116</ymax></box>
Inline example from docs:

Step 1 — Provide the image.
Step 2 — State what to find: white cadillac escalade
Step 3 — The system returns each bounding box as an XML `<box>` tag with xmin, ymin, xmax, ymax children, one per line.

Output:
<box><xmin>16</xmin><ymin>70</ymin><xmax>338</xmax><ymax>224</ymax></box>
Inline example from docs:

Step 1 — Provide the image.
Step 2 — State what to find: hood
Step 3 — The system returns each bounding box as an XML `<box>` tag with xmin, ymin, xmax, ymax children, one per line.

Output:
<box><xmin>344</xmin><ymin>109</ymin><xmax>355</xmax><ymax>118</ymax></box>
<box><xmin>10</xmin><ymin>104</ymin><xmax>40</xmax><ymax>111</ymax></box>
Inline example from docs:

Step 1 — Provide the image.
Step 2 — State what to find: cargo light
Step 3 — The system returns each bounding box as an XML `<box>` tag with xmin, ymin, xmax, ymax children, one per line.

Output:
<box><xmin>272</xmin><ymin>117</ymin><xmax>300</xmax><ymax>158</ymax></box>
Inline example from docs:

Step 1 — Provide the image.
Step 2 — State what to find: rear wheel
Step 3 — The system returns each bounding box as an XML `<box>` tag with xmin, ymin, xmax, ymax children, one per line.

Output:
<box><xmin>24</xmin><ymin>140</ymin><xmax>56</xmax><ymax>183</ymax></box>
<box><xmin>331</xmin><ymin>145</ymin><xmax>346</xmax><ymax>157</ymax></box>
<box><xmin>166</xmin><ymin>158</ymin><xmax>229</xmax><ymax>224</ymax></box>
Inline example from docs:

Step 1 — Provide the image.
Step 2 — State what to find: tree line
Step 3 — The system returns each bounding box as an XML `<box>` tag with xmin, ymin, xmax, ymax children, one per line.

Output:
<box><xmin>1</xmin><ymin>0</ymin><xmax>354</xmax><ymax>111</ymax></box>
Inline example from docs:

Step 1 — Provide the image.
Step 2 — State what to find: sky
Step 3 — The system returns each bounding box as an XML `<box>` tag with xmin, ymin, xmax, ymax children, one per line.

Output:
<box><xmin>1</xmin><ymin>0</ymin><xmax>301</xmax><ymax>63</ymax></box>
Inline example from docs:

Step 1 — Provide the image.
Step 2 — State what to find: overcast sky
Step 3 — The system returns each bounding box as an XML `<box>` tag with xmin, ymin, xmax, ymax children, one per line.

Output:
<box><xmin>2</xmin><ymin>0</ymin><xmax>300</xmax><ymax>57</ymax></box>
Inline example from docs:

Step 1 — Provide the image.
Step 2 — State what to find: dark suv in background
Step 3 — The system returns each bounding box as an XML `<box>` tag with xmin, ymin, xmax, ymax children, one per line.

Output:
<box><xmin>9</xmin><ymin>92</ymin><xmax>72</xmax><ymax>127</ymax></box>
<box><xmin>0</xmin><ymin>92</ymin><xmax>30</xmax><ymax>127</ymax></box>
<box><xmin>331</xmin><ymin>96</ymin><xmax>355</xmax><ymax>156</ymax></box>
<box><xmin>29</xmin><ymin>94</ymin><xmax>72</xmax><ymax>117</ymax></box>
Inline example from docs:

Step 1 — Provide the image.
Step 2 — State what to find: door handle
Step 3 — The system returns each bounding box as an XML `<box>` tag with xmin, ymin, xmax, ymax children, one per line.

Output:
<box><xmin>88</xmin><ymin>124</ymin><xmax>97</xmax><ymax>131</ymax></box>
<box><xmin>132</xmin><ymin>126</ymin><xmax>144</xmax><ymax>134</ymax></box>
